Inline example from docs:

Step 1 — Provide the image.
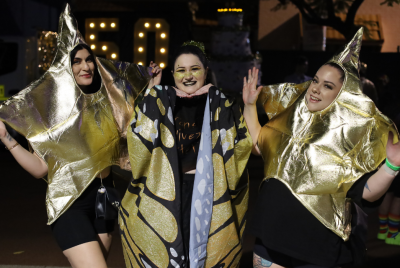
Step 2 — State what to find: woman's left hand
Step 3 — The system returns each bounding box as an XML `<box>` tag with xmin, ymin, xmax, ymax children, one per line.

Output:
<box><xmin>148</xmin><ymin>61</ymin><xmax>162</xmax><ymax>88</ymax></box>
<box><xmin>386</xmin><ymin>131</ymin><xmax>400</xmax><ymax>166</ymax></box>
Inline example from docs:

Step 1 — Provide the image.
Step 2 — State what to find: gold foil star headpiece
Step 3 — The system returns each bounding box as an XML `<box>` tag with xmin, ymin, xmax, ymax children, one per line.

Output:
<box><xmin>0</xmin><ymin>3</ymin><xmax>150</xmax><ymax>225</ymax></box>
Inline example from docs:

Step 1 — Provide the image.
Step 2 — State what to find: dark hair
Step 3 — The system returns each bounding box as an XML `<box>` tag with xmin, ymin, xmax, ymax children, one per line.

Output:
<box><xmin>295</xmin><ymin>56</ymin><xmax>308</xmax><ymax>66</ymax></box>
<box><xmin>172</xmin><ymin>45</ymin><xmax>208</xmax><ymax>71</ymax></box>
<box><xmin>324</xmin><ymin>62</ymin><xmax>345</xmax><ymax>83</ymax></box>
<box><xmin>70</xmin><ymin>44</ymin><xmax>101</xmax><ymax>94</ymax></box>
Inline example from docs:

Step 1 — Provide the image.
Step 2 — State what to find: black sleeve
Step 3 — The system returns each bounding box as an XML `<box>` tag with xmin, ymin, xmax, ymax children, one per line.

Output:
<box><xmin>347</xmin><ymin>172</ymin><xmax>384</xmax><ymax>214</ymax></box>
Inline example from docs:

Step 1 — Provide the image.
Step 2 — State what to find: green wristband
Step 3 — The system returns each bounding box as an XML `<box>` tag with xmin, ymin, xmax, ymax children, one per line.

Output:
<box><xmin>385</xmin><ymin>158</ymin><xmax>400</xmax><ymax>171</ymax></box>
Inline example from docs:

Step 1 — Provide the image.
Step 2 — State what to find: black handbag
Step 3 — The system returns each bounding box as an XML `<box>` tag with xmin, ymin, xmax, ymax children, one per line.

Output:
<box><xmin>95</xmin><ymin>178</ymin><xmax>121</xmax><ymax>220</ymax></box>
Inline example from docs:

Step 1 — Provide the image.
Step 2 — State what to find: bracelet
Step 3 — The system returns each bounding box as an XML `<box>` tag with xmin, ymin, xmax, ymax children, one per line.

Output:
<box><xmin>6</xmin><ymin>142</ymin><xmax>19</xmax><ymax>151</ymax></box>
<box><xmin>385</xmin><ymin>158</ymin><xmax>400</xmax><ymax>171</ymax></box>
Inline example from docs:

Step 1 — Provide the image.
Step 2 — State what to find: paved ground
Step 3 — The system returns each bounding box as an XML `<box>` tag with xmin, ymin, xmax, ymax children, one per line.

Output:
<box><xmin>0</xmin><ymin>146</ymin><xmax>399</xmax><ymax>267</ymax></box>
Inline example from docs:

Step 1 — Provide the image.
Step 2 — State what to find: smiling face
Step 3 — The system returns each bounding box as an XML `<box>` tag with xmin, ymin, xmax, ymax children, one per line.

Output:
<box><xmin>72</xmin><ymin>48</ymin><xmax>95</xmax><ymax>89</ymax></box>
<box><xmin>305</xmin><ymin>64</ymin><xmax>344</xmax><ymax>112</ymax></box>
<box><xmin>173</xmin><ymin>53</ymin><xmax>207</xmax><ymax>95</ymax></box>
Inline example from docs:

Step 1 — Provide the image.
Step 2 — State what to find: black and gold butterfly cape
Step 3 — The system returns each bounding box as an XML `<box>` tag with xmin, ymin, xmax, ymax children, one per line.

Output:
<box><xmin>119</xmin><ymin>85</ymin><xmax>252</xmax><ymax>268</ymax></box>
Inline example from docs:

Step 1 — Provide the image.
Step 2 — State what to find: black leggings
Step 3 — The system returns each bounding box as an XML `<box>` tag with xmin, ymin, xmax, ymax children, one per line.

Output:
<box><xmin>181</xmin><ymin>173</ymin><xmax>195</xmax><ymax>259</ymax></box>
<box><xmin>254</xmin><ymin>239</ymin><xmax>338</xmax><ymax>268</ymax></box>
<box><xmin>51</xmin><ymin>176</ymin><xmax>115</xmax><ymax>251</ymax></box>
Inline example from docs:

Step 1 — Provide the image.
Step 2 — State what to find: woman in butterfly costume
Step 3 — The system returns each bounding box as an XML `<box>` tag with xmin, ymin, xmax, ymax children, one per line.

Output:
<box><xmin>0</xmin><ymin>5</ymin><xmax>160</xmax><ymax>268</ymax></box>
<box><xmin>119</xmin><ymin>42</ymin><xmax>252</xmax><ymax>268</ymax></box>
<box><xmin>243</xmin><ymin>28</ymin><xmax>400</xmax><ymax>267</ymax></box>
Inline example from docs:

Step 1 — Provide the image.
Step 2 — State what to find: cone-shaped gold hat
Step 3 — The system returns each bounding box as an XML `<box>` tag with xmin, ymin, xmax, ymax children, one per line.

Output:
<box><xmin>0</xmin><ymin>4</ymin><xmax>151</xmax><ymax>224</ymax></box>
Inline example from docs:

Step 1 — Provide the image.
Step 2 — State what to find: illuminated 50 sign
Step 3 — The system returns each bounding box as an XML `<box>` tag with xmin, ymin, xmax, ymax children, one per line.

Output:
<box><xmin>85</xmin><ymin>18</ymin><xmax>119</xmax><ymax>60</ymax></box>
<box><xmin>134</xmin><ymin>18</ymin><xmax>170</xmax><ymax>68</ymax></box>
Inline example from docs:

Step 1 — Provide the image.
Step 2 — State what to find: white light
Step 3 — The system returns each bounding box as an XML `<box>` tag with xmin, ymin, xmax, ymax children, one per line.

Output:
<box><xmin>161</xmin><ymin>33</ymin><xmax>166</xmax><ymax>38</ymax></box>
<box><xmin>111</xmin><ymin>23</ymin><xmax>116</xmax><ymax>28</ymax></box>
<box><xmin>144</xmin><ymin>23</ymin><xmax>150</xmax><ymax>28</ymax></box>
<box><xmin>160</xmin><ymin>48</ymin><xmax>166</xmax><ymax>53</ymax></box>
<box><xmin>138</xmin><ymin>62</ymin><xmax>143</xmax><ymax>65</ymax></box>
<box><xmin>139</xmin><ymin>32</ymin><xmax>144</xmax><ymax>37</ymax></box>
<box><xmin>90</xmin><ymin>35</ymin><xmax>95</xmax><ymax>40</ymax></box>
<box><xmin>160</xmin><ymin>63</ymin><xmax>165</xmax><ymax>68</ymax></box>
<box><xmin>111</xmin><ymin>53</ymin><xmax>117</xmax><ymax>59</ymax></box>
<box><xmin>156</xmin><ymin>23</ymin><xmax>161</xmax><ymax>28</ymax></box>
<box><xmin>90</xmin><ymin>23</ymin><xmax>95</xmax><ymax>28</ymax></box>
<box><xmin>138</xmin><ymin>47</ymin><xmax>144</xmax><ymax>52</ymax></box>
<box><xmin>102</xmin><ymin>45</ymin><xmax>107</xmax><ymax>51</ymax></box>
<box><xmin>91</xmin><ymin>45</ymin><xmax>96</xmax><ymax>49</ymax></box>
<box><xmin>100</xmin><ymin>23</ymin><xmax>105</xmax><ymax>28</ymax></box>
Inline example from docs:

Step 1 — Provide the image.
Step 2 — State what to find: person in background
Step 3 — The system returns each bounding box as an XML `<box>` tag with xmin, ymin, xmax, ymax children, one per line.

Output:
<box><xmin>284</xmin><ymin>55</ymin><xmax>312</xmax><ymax>84</ymax></box>
<box><xmin>360</xmin><ymin>62</ymin><xmax>379</xmax><ymax>105</ymax></box>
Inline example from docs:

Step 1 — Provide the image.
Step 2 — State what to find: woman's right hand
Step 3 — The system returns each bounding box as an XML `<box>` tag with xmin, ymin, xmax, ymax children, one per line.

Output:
<box><xmin>243</xmin><ymin>67</ymin><xmax>263</xmax><ymax>106</ymax></box>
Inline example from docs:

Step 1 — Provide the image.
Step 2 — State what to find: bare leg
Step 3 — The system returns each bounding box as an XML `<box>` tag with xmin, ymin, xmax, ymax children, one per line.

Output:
<box><xmin>98</xmin><ymin>233</ymin><xmax>113</xmax><ymax>259</ymax></box>
<box><xmin>63</xmin><ymin>241</ymin><xmax>107</xmax><ymax>268</ymax></box>
<box><xmin>389</xmin><ymin>197</ymin><xmax>400</xmax><ymax>215</ymax></box>
<box><xmin>253</xmin><ymin>253</ymin><xmax>285</xmax><ymax>268</ymax></box>
<box><xmin>379</xmin><ymin>192</ymin><xmax>394</xmax><ymax>215</ymax></box>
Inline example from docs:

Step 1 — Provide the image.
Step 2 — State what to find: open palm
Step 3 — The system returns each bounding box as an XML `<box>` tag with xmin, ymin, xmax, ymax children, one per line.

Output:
<box><xmin>243</xmin><ymin>67</ymin><xmax>262</xmax><ymax>105</ymax></box>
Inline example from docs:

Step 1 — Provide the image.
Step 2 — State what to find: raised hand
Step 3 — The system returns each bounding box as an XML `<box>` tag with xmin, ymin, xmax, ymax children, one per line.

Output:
<box><xmin>386</xmin><ymin>131</ymin><xmax>400</xmax><ymax>166</ymax></box>
<box><xmin>243</xmin><ymin>67</ymin><xmax>263</xmax><ymax>106</ymax></box>
<box><xmin>148</xmin><ymin>61</ymin><xmax>162</xmax><ymax>88</ymax></box>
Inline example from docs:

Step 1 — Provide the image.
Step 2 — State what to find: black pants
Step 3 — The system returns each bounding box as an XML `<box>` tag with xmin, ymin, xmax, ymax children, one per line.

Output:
<box><xmin>51</xmin><ymin>175</ymin><xmax>115</xmax><ymax>250</ymax></box>
<box><xmin>181</xmin><ymin>173</ymin><xmax>195</xmax><ymax>261</ymax></box>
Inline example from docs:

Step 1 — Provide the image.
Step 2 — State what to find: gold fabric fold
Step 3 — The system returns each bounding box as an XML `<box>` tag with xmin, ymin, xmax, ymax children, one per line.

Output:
<box><xmin>257</xmin><ymin>28</ymin><xmax>398</xmax><ymax>240</ymax></box>
<box><xmin>0</xmin><ymin>4</ymin><xmax>150</xmax><ymax>224</ymax></box>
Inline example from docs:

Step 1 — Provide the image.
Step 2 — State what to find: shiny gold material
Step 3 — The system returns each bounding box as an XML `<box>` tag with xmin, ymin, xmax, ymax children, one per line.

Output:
<box><xmin>0</xmin><ymin>4</ymin><xmax>150</xmax><ymax>224</ymax></box>
<box><xmin>257</xmin><ymin>28</ymin><xmax>398</xmax><ymax>240</ymax></box>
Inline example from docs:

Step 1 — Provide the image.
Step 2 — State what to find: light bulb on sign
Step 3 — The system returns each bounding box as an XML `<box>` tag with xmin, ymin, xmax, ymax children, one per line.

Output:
<box><xmin>138</xmin><ymin>62</ymin><xmax>143</xmax><ymax>65</ymax></box>
<box><xmin>138</xmin><ymin>47</ymin><xmax>144</xmax><ymax>52</ymax></box>
<box><xmin>156</xmin><ymin>23</ymin><xmax>161</xmax><ymax>28</ymax></box>
<box><xmin>90</xmin><ymin>35</ymin><xmax>95</xmax><ymax>40</ymax></box>
<box><xmin>160</xmin><ymin>48</ymin><xmax>166</xmax><ymax>53</ymax></box>
<box><xmin>160</xmin><ymin>63</ymin><xmax>165</xmax><ymax>68</ymax></box>
<box><xmin>90</xmin><ymin>23</ymin><xmax>95</xmax><ymax>28</ymax></box>
<box><xmin>111</xmin><ymin>23</ymin><xmax>116</xmax><ymax>28</ymax></box>
<box><xmin>139</xmin><ymin>32</ymin><xmax>144</xmax><ymax>38</ymax></box>
<box><xmin>144</xmin><ymin>23</ymin><xmax>150</xmax><ymax>28</ymax></box>
<box><xmin>100</xmin><ymin>23</ymin><xmax>105</xmax><ymax>28</ymax></box>
<box><xmin>91</xmin><ymin>45</ymin><xmax>96</xmax><ymax>49</ymax></box>
<box><xmin>111</xmin><ymin>53</ymin><xmax>117</xmax><ymax>59</ymax></box>
<box><xmin>102</xmin><ymin>46</ymin><xmax>107</xmax><ymax>51</ymax></box>
<box><xmin>161</xmin><ymin>33</ymin><xmax>166</xmax><ymax>38</ymax></box>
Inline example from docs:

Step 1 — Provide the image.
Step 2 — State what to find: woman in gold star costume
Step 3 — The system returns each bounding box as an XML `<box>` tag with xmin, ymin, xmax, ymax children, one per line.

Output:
<box><xmin>242</xmin><ymin>28</ymin><xmax>400</xmax><ymax>267</ymax></box>
<box><xmin>119</xmin><ymin>42</ymin><xmax>252</xmax><ymax>268</ymax></box>
<box><xmin>0</xmin><ymin>5</ymin><xmax>160</xmax><ymax>268</ymax></box>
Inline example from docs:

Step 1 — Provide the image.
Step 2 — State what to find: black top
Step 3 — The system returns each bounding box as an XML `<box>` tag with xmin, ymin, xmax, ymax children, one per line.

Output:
<box><xmin>174</xmin><ymin>94</ymin><xmax>207</xmax><ymax>173</ymax></box>
<box><xmin>248</xmin><ymin>173</ymin><xmax>379</xmax><ymax>267</ymax></box>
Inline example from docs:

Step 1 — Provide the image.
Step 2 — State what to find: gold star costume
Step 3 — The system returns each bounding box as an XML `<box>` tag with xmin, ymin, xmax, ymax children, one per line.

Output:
<box><xmin>0</xmin><ymin>4</ymin><xmax>150</xmax><ymax>225</ymax></box>
<box><xmin>257</xmin><ymin>28</ymin><xmax>398</xmax><ymax>240</ymax></box>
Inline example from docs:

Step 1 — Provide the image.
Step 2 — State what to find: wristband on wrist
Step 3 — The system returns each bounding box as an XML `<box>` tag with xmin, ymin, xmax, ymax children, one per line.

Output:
<box><xmin>385</xmin><ymin>158</ymin><xmax>400</xmax><ymax>171</ymax></box>
<box><xmin>6</xmin><ymin>142</ymin><xmax>19</xmax><ymax>151</ymax></box>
